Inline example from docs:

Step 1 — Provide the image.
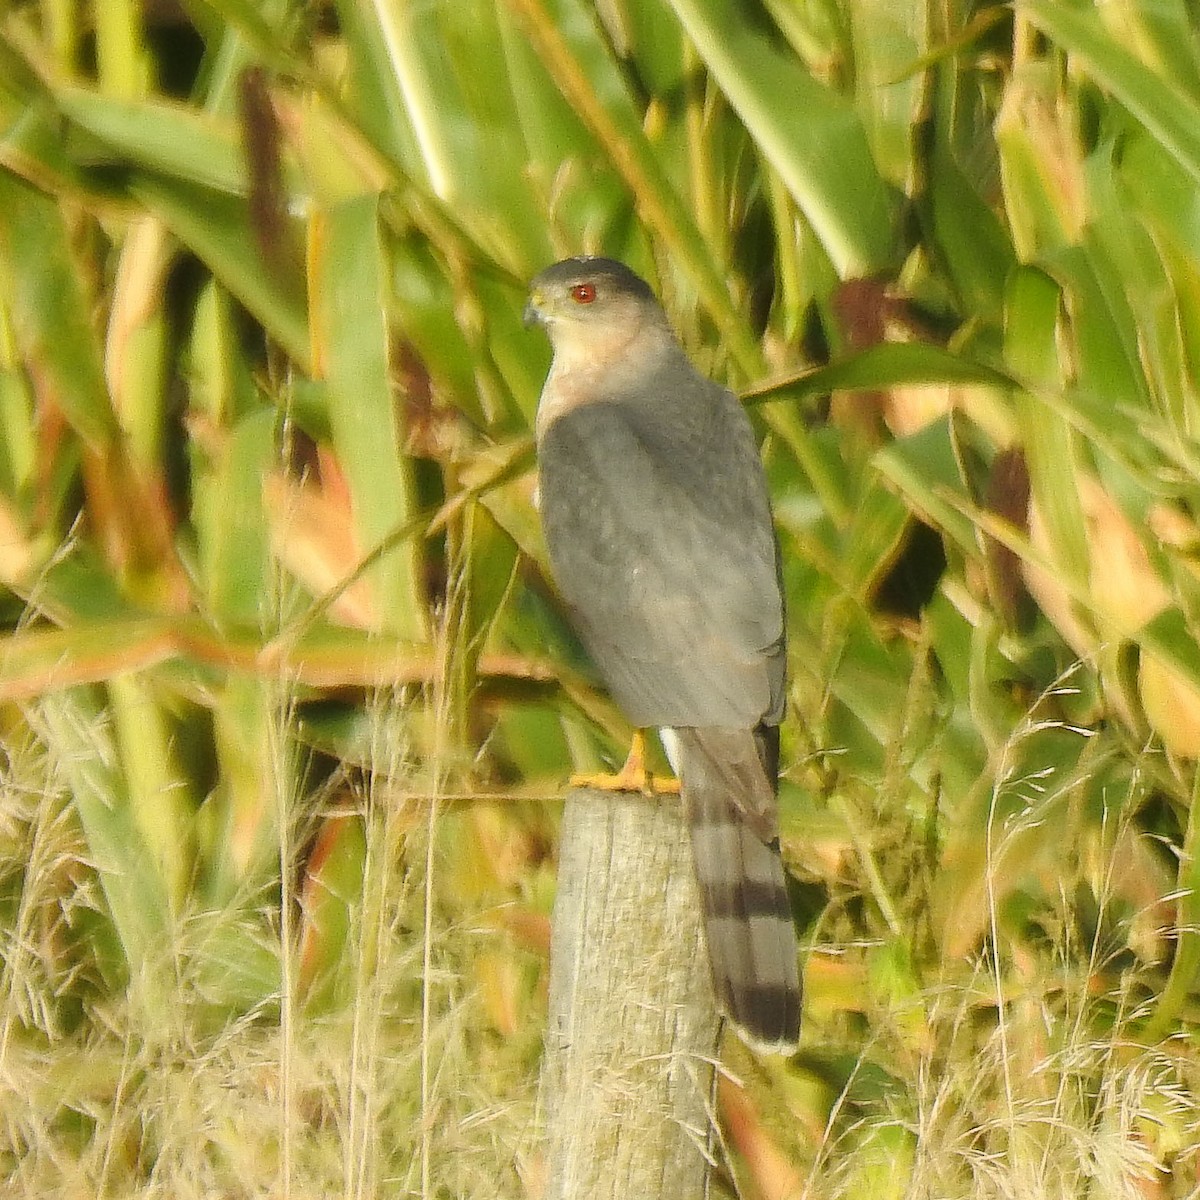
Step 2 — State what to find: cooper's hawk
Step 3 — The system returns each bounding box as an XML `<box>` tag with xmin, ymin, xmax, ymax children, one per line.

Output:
<box><xmin>525</xmin><ymin>256</ymin><xmax>801</xmax><ymax>1051</ymax></box>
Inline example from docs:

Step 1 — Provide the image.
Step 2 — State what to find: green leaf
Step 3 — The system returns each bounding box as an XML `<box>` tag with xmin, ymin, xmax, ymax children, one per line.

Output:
<box><xmin>40</xmin><ymin>688</ymin><xmax>172</xmax><ymax>994</ymax></box>
<box><xmin>132</xmin><ymin>172</ymin><xmax>310</xmax><ymax>365</ymax></box>
<box><xmin>744</xmin><ymin>341</ymin><xmax>1013</xmax><ymax>407</ymax></box>
<box><xmin>1145</xmin><ymin>763</ymin><xmax>1200</xmax><ymax>1040</ymax></box>
<box><xmin>844</xmin><ymin>0</ymin><xmax>926</xmax><ymax>187</ymax></box>
<box><xmin>839</xmin><ymin>482</ymin><xmax>914</xmax><ymax>602</ymax></box>
<box><xmin>1119</xmin><ymin>128</ymin><xmax>1200</xmax><ymax>263</ymax></box>
<box><xmin>1005</xmin><ymin>265</ymin><xmax>1091</xmax><ymax>589</ymax></box>
<box><xmin>312</xmin><ymin>194</ymin><xmax>425</xmax><ymax>639</ymax></box>
<box><xmin>995</xmin><ymin>61</ymin><xmax>1082</xmax><ymax>259</ymax></box>
<box><xmin>298</xmin><ymin>811</ymin><xmax>366</xmax><ymax>1011</ymax></box>
<box><xmin>1020</xmin><ymin>0</ymin><xmax>1200</xmax><ymax>188</ymax></box>
<box><xmin>0</xmin><ymin>171</ymin><xmax>118</xmax><ymax>449</ymax></box>
<box><xmin>107</xmin><ymin>674</ymin><xmax>196</xmax><ymax>914</ymax></box>
<box><xmin>193</xmin><ymin>408</ymin><xmax>277</xmax><ymax>626</ymax></box>
<box><xmin>923</xmin><ymin>62</ymin><xmax>1017</xmax><ymax>321</ymax></box>
<box><xmin>1139</xmin><ymin>607</ymin><xmax>1200</xmax><ymax>699</ymax></box>
<box><xmin>55</xmin><ymin>85</ymin><xmax>251</xmax><ymax>195</ymax></box>
<box><xmin>874</xmin><ymin>416</ymin><xmax>979</xmax><ymax>555</ymax></box>
<box><xmin>665</xmin><ymin>0</ymin><xmax>898</xmax><ymax>276</ymax></box>
<box><xmin>1047</xmin><ymin>241</ymin><xmax>1149</xmax><ymax>412</ymax></box>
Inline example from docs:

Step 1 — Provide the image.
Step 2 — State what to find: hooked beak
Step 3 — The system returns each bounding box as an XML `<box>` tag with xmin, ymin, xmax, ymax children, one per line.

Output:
<box><xmin>523</xmin><ymin>288</ymin><xmax>545</xmax><ymax>328</ymax></box>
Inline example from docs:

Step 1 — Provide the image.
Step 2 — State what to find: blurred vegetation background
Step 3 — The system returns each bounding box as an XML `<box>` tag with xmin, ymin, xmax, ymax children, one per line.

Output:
<box><xmin>3</xmin><ymin>0</ymin><xmax>1200</xmax><ymax>1196</ymax></box>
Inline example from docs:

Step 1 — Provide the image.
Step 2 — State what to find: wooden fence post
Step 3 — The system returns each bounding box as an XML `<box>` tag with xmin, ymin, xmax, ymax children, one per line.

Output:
<box><xmin>538</xmin><ymin>786</ymin><xmax>723</xmax><ymax>1199</ymax></box>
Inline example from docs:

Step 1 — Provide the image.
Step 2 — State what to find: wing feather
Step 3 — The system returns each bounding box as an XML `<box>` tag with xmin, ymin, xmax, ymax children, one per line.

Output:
<box><xmin>537</xmin><ymin>377</ymin><xmax>784</xmax><ymax>730</ymax></box>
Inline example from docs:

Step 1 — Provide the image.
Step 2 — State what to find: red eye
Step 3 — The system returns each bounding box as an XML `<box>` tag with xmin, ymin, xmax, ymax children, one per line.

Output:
<box><xmin>570</xmin><ymin>282</ymin><xmax>597</xmax><ymax>304</ymax></box>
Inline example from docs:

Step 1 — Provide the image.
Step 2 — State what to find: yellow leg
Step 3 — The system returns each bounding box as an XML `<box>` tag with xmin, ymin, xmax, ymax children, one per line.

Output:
<box><xmin>569</xmin><ymin>730</ymin><xmax>681</xmax><ymax>795</ymax></box>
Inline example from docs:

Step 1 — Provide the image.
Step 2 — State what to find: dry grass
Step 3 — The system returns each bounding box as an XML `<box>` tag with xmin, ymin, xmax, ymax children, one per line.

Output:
<box><xmin>3</xmin><ymin>682</ymin><xmax>1196</xmax><ymax>1199</ymax></box>
<box><xmin>0</xmin><ymin>695</ymin><xmax>546</xmax><ymax>1198</ymax></box>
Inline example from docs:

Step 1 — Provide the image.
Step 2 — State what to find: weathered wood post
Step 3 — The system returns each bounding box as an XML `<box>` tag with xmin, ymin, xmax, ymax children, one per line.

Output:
<box><xmin>539</xmin><ymin>786</ymin><xmax>723</xmax><ymax>1199</ymax></box>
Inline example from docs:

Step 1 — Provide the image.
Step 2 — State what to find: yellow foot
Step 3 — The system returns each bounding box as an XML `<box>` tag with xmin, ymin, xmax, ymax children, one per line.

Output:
<box><xmin>569</xmin><ymin>730</ymin><xmax>681</xmax><ymax>795</ymax></box>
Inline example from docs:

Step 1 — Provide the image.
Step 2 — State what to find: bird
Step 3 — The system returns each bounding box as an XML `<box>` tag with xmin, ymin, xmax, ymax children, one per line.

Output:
<box><xmin>524</xmin><ymin>255</ymin><xmax>801</xmax><ymax>1052</ymax></box>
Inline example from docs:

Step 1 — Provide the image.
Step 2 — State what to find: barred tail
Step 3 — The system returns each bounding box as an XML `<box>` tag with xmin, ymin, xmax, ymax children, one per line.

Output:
<box><xmin>673</xmin><ymin>727</ymin><xmax>801</xmax><ymax>1052</ymax></box>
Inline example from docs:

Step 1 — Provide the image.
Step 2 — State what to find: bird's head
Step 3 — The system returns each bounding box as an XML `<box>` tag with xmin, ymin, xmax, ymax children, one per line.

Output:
<box><xmin>524</xmin><ymin>257</ymin><xmax>667</xmax><ymax>358</ymax></box>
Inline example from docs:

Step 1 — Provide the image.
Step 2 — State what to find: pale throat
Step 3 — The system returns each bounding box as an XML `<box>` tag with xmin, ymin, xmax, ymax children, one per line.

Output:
<box><xmin>535</xmin><ymin>317</ymin><xmax>674</xmax><ymax>440</ymax></box>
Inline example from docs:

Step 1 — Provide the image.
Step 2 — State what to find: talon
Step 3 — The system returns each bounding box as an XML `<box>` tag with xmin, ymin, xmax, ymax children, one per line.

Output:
<box><xmin>569</xmin><ymin>730</ymin><xmax>680</xmax><ymax>795</ymax></box>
